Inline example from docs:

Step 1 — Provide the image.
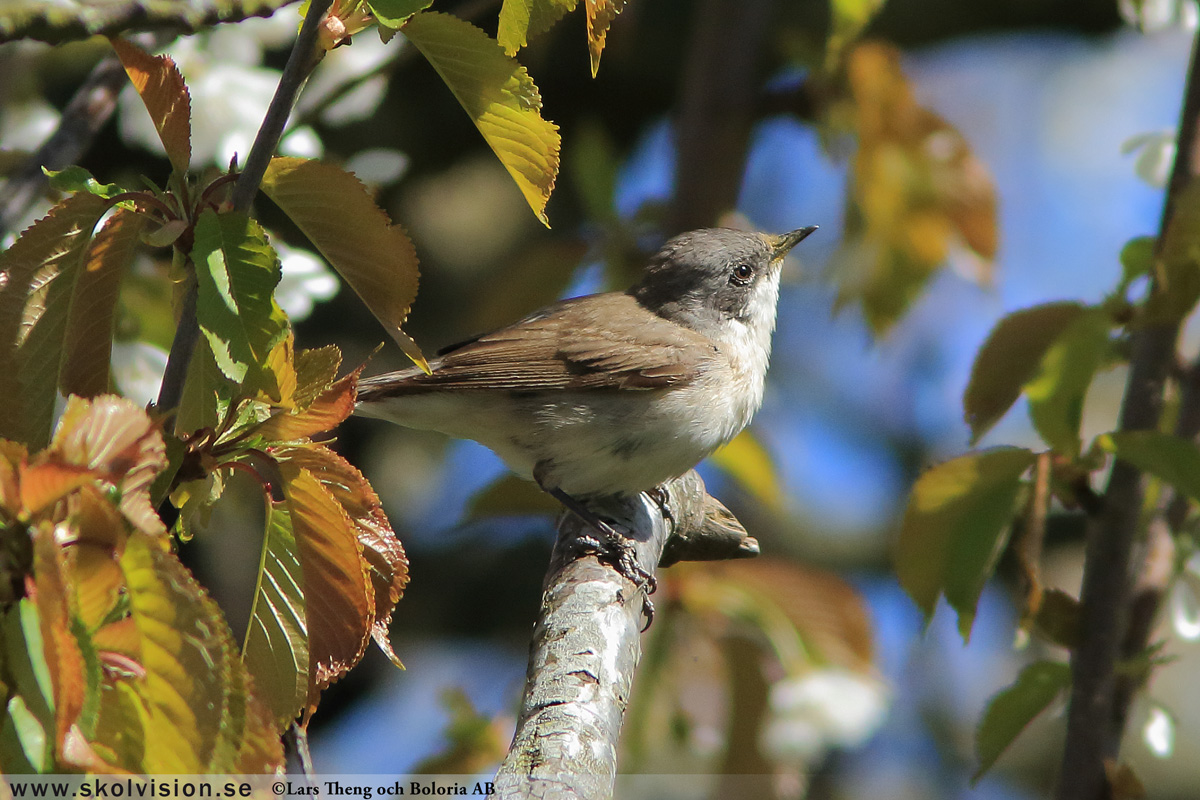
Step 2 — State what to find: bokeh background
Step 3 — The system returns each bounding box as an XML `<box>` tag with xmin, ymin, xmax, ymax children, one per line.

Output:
<box><xmin>4</xmin><ymin>0</ymin><xmax>1200</xmax><ymax>797</ymax></box>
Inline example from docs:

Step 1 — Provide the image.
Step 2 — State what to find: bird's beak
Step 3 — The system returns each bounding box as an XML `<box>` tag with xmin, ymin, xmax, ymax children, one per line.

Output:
<box><xmin>769</xmin><ymin>225</ymin><xmax>818</xmax><ymax>261</ymax></box>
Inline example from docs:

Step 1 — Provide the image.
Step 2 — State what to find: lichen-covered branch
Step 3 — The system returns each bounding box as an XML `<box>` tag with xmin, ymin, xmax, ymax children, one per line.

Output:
<box><xmin>494</xmin><ymin>470</ymin><xmax>754</xmax><ymax>800</ymax></box>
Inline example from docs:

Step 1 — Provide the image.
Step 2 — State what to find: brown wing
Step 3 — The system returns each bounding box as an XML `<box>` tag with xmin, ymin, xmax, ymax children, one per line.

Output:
<box><xmin>357</xmin><ymin>293</ymin><xmax>711</xmax><ymax>400</ymax></box>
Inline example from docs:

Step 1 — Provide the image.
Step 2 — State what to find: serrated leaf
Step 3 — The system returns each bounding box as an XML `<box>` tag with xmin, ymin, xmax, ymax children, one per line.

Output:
<box><xmin>497</xmin><ymin>0</ymin><xmax>575</xmax><ymax>55</ymax></box>
<box><xmin>895</xmin><ymin>447</ymin><xmax>1035</xmax><ymax>640</ymax></box>
<box><xmin>278</xmin><ymin>463</ymin><xmax>372</xmax><ymax>707</ymax></box>
<box><xmin>276</xmin><ymin>445</ymin><xmax>407</xmax><ymax>669</ymax></box>
<box><xmin>964</xmin><ymin>302</ymin><xmax>1088</xmax><ymax>444</ymax></box>
<box><xmin>61</xmin><ymin>209</ymin><xmax>148</xmax><ymax>399</ymax></box>
<box><xmin>974</xmin><ymin>660</ymin><xmax>1070</xmax><ymax>781</ymax></box>
<box><xmin>256</xmin><ymin>367</ymin><xmax>360</xmax><ymax>443</ymax></box>
<box><xmin>259</xmin><ymin>158</ymin><xmax>426</xmax><ymax>370</ymax></box>
<box><xmin>293</xmin><ymin>345</ymin><xmax>342</xmax><ymax>410</ymax></box>
<box><xmin>120</xmin><ymin>532</ymin><xmax>237</xmax><ymax>772</ymax></box>
<box><xmin>583</xmin><ymin>0</ymin><xmax>625</xmax><ymax>77</ymax></box>
<box><xmin>43</xmin><ymin>166</ymin><xmax>123</xmax><ymax>199</ymax></box>
<box><xmin>1024</xmin><ymin>308</ymin><xmax>1112</xmax><ymax>457</ymax></box>
<box><xmin>367</xmin><ymin>0</ymin><xmax>434</xmax><ymax>28</ymax></box>
<box><xmin>710</xmin><ymin>429</ymin><xmax>783</xmax><ymax>512</ymax></box>
<box><xmin>243</xmin><ymin>502</ymin><xmax>308</xmax><ymax>729</ymax></box>
<box><xmin>109</xmin><ymin>38</ymin><xmax>191</xmax><ymax>175</ymax></box>
<box><xmin>1098</xmin><ymin>431</ymin><xmax>1200</xmax><ymax>502</ymax></box>
<box><xmin>0</xmin><ymin>193</ymin><xmax>109</xmax><ymax>448</ymax></box>
<box><xmin>192</xmin><ymin>210</ymin><xmax>288</xmax><ymax>401</ymax></box>
<box><xmin>402</xmin><ymin>12</ymin><xmax>560</xmax><ymax>226</ymax></box>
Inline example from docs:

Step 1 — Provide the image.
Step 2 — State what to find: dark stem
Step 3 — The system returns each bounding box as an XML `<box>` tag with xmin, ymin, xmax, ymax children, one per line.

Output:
<box><xmin>230</xmin><ymin>0</ymin><xmax>332</xmax><ymax>213</ymax></box>
<box><xmin>1056</xmin><ymin>28</ymin><xmax>1200</xmax><ymax>800</ymax></box>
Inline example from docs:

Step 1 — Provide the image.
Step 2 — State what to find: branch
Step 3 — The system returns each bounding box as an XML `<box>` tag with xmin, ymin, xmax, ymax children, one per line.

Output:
<box><xmin>155</xmin><ymin>0</ymin><xmax>331</xmax><ymax>419</ymax></box>
<box><xmin>494</xmin><ymin>470</ymin><xmax>754</xmax><ymax>800</ymax></box>
<box><xmin>1057</xmin><ymin>29</ymin><xmax>1200</xmax><ymax>800</ymax></box>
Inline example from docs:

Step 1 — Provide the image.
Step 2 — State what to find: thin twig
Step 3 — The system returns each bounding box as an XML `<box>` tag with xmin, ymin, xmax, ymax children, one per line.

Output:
<box><xmin>1057</xmin><ymin>29</ymin><xmax>1200</xmax><ymax>800</ymax></box>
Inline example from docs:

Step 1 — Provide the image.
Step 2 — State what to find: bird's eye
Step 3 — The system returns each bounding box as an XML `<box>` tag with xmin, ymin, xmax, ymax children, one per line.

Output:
<box><xmin>730</xmin><ymin>263</ymin><xmax>754</xmax><ymax>286</ymax></box>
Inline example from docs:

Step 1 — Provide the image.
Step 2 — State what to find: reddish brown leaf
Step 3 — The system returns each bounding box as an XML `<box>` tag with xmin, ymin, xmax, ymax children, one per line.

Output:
<box><xmin>257</xmin><ymin>367</ymin><xmax>361</xmax><ymax>443</ymax></box>
<box><xmin>31</xmin><ymin>527</ymin><xmax>87</xmax><ymax>762</ymax></box>
<box><xmin>110</xmin><ymin>38</ymin><xmax>192</xmax><ymax>174</ymax></box>
<box><xmin>276</xmin><ymin>444</ymin><xmax>407</xmax><ymax>669</ymax></box>
<box><xmin>61</xmin><ymin>209</ymin><xmax>148</xmax><ymax>398</ymax></box>
<box><xmin>279</xmin><ymin>463</ymin><xmax>373</xmax><ymax>707</ymax></box>
<box><xmin>18</xmin><ymin>461</ymin><xmax>97</xmax><ymax>516</ymax></box>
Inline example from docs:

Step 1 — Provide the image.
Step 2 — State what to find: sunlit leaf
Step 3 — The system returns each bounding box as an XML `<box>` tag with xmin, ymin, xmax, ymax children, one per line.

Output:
<box><xmin>293</xmin><ymin>345</ymin><xmax>342</xmax><ymax>410</ymax></box>
<box><xmin>710</xmin><ymin>430</ymin><xmax>783</xmax><ymax>511</ymax></box>
<box><xmin>964</xmin><ymin>302</ymin><xmax>1088</xmax><ymax>445</ymax></box>
<box><xmin>276</xmin><ymin>445</ymin><xmax>407</xmax><ymax>669</ymax></box>
<box><xmin>367</xmin><ymin>0</ymin><xmax>433</xmax><ymax>27</ymax></box>
<box><xmin>49</xmin><ymin>395</ymin><xmax>168</xmax><ymax>537</ymax></box>
<box><xmin>109</xmin><ymin>37</ymin><xmax>191</xmax><ymax>175</ymax></box>
<box><xmin>61</xmin><ymin>209</ymin><xmax>148</xmax><ymax>399</ymax></box>
<box><xmin>0</xmin><ymin>192</ymin><xmax>109</xmax><ymax>448</ymax></box>
<box><xmin>120</xmin><ymin>532</ymin><xmax>237</xmax><ymax>771</ymax></box>
<box><xmin>497</xmin><ymin>0</ymin><xmax>575</xmax><ymax>55</ymax></box>
<box><xmin>191</xmin><ymin>210</ymin><xmax>289</xmax><ymax>401</ymax></box>
<box><xmin>256</xmin><ymin>367</ymin><xmax>359</xmax><ymax>443</ymax></box>
<box><xmin>827</xmin><ymin>0</ymin><xmax>886</xmax><ymax>65</ymax></box>
<box><xmin>17</xmin><ymin>462</ymin><xmax>97</xmax><ymax>516</ymax></box>
<box><xmin>896</xmin><ymin>447</ymin><xmax>1035</xmax><ymax>640</ymax></box>
<box><xmin>260</xmin><ymin>157</ymin><xmax>426</xmax><ymax>370</ymax></box>
<box><xmin>583</xmin><ymin>0</ymin><xmax>626</xmax><ymax>77</ymax></box>
<box><xmin>1098</xmin><ymin>430</ymin><xmax>1200</xmax><ymax>502</ymax></box>
<box><xmin>402</xmin><ymin>12</ymin><xmax>560</xmax><ymax>226</ymax></box>
<box><xmin>974</xmin><ymin>660</ymin><xmax>1070</xmax><ymax>781</ymax></box>
<box><xmin>43</xmin><ymin>166</ymin><xmax>123</xmax><ymax>200</ymax></box>
<box><xmin>278</xmin><ymin>463</ymin><xmax>372</xmax><ymax>707</ymax></box>
<box><xmin>243</xmin><ymin>502</ymin><xmax>308</xmax><ymax>729</ymax></box>
<box><xmin>1024</xmin><ymin>308</ymin><xmax>1112</xmax><ymax>457</ymax></box>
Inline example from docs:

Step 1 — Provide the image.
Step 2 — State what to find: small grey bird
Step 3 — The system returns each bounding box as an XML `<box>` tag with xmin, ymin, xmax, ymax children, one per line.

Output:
<box><xmin>355</xmin><ymin>225</ymin><xmax>816</xmax><ymax>530</ymax></box>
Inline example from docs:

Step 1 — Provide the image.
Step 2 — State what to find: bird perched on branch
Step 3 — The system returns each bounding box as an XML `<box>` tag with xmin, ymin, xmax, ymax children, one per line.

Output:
<box><xmin>356</xmin><ymin>225</ymin><xmax>816</xmax><ymax>564</ymax></box>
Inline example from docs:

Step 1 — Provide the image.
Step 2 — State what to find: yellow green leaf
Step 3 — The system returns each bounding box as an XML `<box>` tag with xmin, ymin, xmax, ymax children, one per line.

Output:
<box><xmin>710</xmin><ymin>429</ymin><xmax>783</xmax><ymax>511</ymax></box>
<box><xmin>367</xmin><ymin>0</ymin><xmax>434</xmax><ymax>28</ymax></box>
<box><xmin>1024</xmin><ymin>309</ymin><xmax>1112</xmax><ymax>457</ymax></box>
<box><xmin>895</xmin><ymin>447</ymin><xmax>1035</xmax><ymax>640</ymax></box>
<box><xmin>0</xmin><ymin>193</ymin><xmax>109</xmax><ymax>448</ymax></box>
<box><xmin>61</xmin><ymin>209</ymin><xmax>148</xmax><ymax>399</ymax></box>
<box><xmin>260</xmin><ymin>158</ymin><xmax>427</xmax><ymax>371</ymax></box>
<box><xmin>109</xmin><ymin>38</ymin><xmax>192</xmax><ymax>175</ymax></box>
<box><xmin>974</xmin><ymin>660</ymin><xmax>1070</xmax><ymax>782</ymax></box>
<box><xmin>828</xmin><ymin>0</ymin><xmax>886</xmax><ymax>66</ymax></box>
<box><xmin>2</xmin><ymin>601</ymin><xmax>55</xmax><ymax>771</ymax></box>
<box><xmin>243</xmin><ymin>502</ymin><xmax>308</xmax><ymax>730</ymax></box>
<box><xmin>119</xmin><ymin>532</ymin><xmax>237</xmax><ymax>772</ymax></box>
<box><xmin>402</xmin><ymin>12</ymin><xmax>560</xmax><ymax>227</ymax></box>
<box><xmin>1097</xmin><ymin>430</ymin><xmax>1200</xmax><ymax>502</ymax></box>
<box><xmin>293</xmin><ymin>345</ymin><xmax>342</xmax><ymax>409</ymax></box>
<box><xmin>963</xmin><ymin>302</ymin><xmax>1088</xmax><ymax>445</ymax></box>
<box><xmin>497</xmin><ymin>0</ymin><xmax>575</xmax><ymax>55</ymax></box>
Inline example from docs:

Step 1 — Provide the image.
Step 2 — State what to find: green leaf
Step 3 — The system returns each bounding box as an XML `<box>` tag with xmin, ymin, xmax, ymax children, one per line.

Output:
<box><xmin>1119</xmin><ymin>236</ymin><xmax>1155</xmax><ymax>287</ymax></box>
<box><xmin>1024</xmin><ymin>308</ymin><xmax>1112</xmax><ymax>457</ymax></box>
<box><xmin>1098</xmin><ymin>431</ymin><xmax>1200</xmax><ymax>502</ymax></box>
<box><xmin>243</xmin><ymin>502</ymin><xmax>309</xmax><ymax>730</ymax></box>
<box><xmin>0</xmin><ymin>192</ymin><xmax>109</xmax><ymax>448</ymax></box>
<box><xmin>964</xmin><ymin>302</ymin><xmax>1088</xmax><ymax>445</ymax></box>
<box><xmin>110</xmin><ymin>37</ymin><xmax>192</xmax><ymax>175</ymax></box>
<box><xmin>43</xmin><ymin>166</ymin><xmax>123</xmax><ymax>199</ymax></box>
<box><xmin>895</xmin><ymin>447</ymin><xmax>1035</xmax><ymax>640</ymax></box>
<box><xmin>367</xmin><ymin>0</ymin><xmax>434</xmax><ymax>28</ymax></box>
<box><xmin>1145</xmin><ymin>181</ymin><xmax>1200</xmax><ymax>322</ymax></box>
<box><xmin>191</xmin><ymin>210</ymin><xmax>289</xmax><ymax>401</ymax></box>
<box><xmin>260</xmin><ymin>158</ymin><xmax>426</xmax><ymax>371</ymax></box>
<box><xmin>176</xmin><ymin>335</ymin><xmax>229</xmax><ymax>436</ymax></box>
<box><xmin>120</xmin><ymin>532</ymin><xmax>240</xmax><ymax>772</ymax></box>
<box><xmin>403</xmin><ymin>11</ymin><xmax>560</xmax><ymax>226</ymax></box>
<box><xmin>61</xmin><ymin>209</ymin><xmax>148</xmax><ymax>398</ymax></box>
<box><xmin>0</xmin><ymin>601</ymin><xmax>55</xmax><ymax>771</ymax></box>
<box><xmin>497</xmin><ymin>0</ymin><xmax>575</xmax><ymax>55</ymax></box>
<box><xmin>974</xmin><ymin>660</ymin><xmax>1071</xmax><ymax>782</ymax></box>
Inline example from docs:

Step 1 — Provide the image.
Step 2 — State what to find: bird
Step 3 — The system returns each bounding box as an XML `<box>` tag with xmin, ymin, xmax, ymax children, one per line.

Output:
<box><xmin>355</xmin><ymin>225</ymin><xmax>816</xmax><ymax>544</ymax></box>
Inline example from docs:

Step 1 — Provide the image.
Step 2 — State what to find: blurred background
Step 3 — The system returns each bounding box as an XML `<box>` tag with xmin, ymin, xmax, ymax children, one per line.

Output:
<box><xmin>4</xmin><ymin>0</ymin><xmax>1200</xmax><ymax>797</ymax></box>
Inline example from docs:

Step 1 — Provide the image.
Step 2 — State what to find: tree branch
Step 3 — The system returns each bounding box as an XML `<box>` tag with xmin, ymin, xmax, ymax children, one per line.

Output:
<box><xmin>494</xmin><ymin>470</ymin><xmax>754</xmax><ymax>800</ymax></box>
<box><xmin>1057</xmin><ymin>28</ymin><xmax>1200</xmax><ymax>800</ymax></box>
